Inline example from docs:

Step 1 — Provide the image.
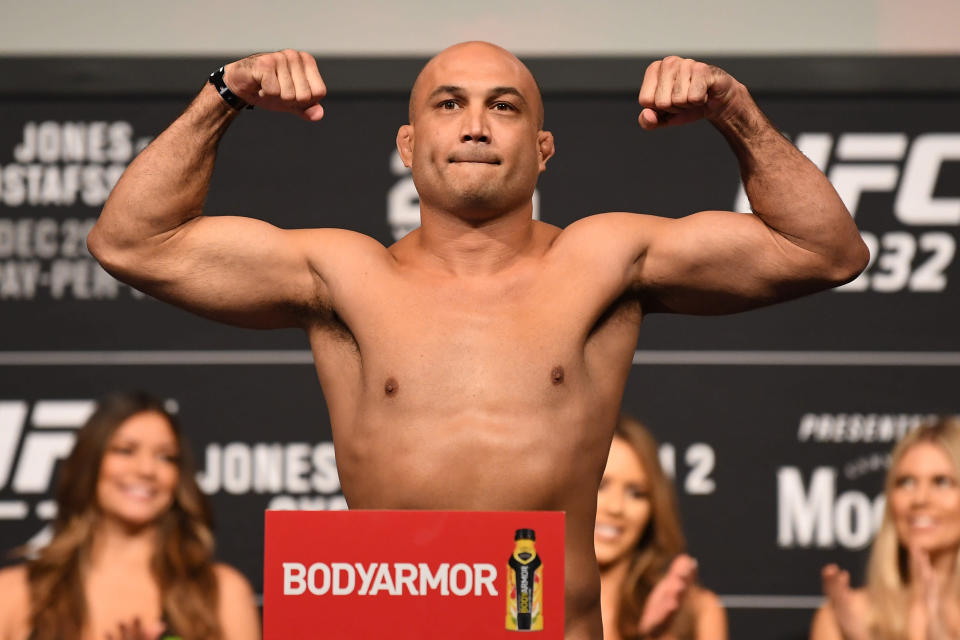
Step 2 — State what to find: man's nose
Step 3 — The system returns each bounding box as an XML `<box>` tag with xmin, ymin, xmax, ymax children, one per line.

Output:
<box><xmin>460</xmin><ymin>106</ymin><xmax>490</xmax><ymax>143</ymax></box>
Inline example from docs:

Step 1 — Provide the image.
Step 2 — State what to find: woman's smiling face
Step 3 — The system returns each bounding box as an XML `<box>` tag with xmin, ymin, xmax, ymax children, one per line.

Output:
<box><xmin>595</xmin><ymin>436</ymin><xmax>652</xmax><ymax>567</ymax></box>
<box><xmin>889</xmin><ymin>441</ymin><xmax>960</xmax><ymax>556</ymax></box>
<box><xmin>96</xmin><ymin>411</ymin><xmax>180</xmax><ymax>527</ymax></box>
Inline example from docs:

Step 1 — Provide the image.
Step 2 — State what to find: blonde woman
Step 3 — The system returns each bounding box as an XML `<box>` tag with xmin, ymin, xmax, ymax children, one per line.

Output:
<box><xmin>0</xmin><ymin>392</ymin><xmax>260</xmax><ymax>640</ymax></box>
<box><xmin>596</xmin><ymin>415</ymin><xmax>727</xmax><ymax>640</ymax></box>
<box><xmin>811</xmin><ymin>416</ymin><xmax>960</xmax><ymax>640</ymax></box>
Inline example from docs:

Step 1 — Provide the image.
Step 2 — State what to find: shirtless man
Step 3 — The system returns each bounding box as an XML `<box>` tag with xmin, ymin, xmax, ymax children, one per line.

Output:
<box><xmin>87</xmin><ymin>42</ymin><xmax>869</xmax><ymax>639</ymax></box>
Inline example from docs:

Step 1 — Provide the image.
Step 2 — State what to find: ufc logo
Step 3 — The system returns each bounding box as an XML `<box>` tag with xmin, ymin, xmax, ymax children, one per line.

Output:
<box><xmin>734</xmin><ymin>133</ymin><xmax>959</xmax><ymax>293</ymax></box>
<box><xmin>0</xmin><ymin>400</ymin><xmax>94</xmax><ymax>520</ymax></box>
<box><xmin>735</xmin><ymin>132</ymin><xmax>960</xmax><ymax>224</ymax></box>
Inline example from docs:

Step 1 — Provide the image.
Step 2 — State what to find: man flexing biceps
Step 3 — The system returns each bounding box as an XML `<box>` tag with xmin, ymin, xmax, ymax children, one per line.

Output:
<box><xmin>88</xmin><ymin>43</ymin><xmax>868</xmax><ymax>639</ymax></box>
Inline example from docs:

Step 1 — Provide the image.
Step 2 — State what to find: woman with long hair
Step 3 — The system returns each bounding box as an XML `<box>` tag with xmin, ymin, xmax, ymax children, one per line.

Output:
<box><xmin>811</xmin><ymin>416</ymin><xmax>960</xmax><ymax>640</ymax></box>
<box><xmin>0</xmin><ymin>391</ymin><xmax>259</xmax><ymax>640</ymax></box>
<box><xmin>596</xmin><ymin>414</ymin><xmax>726</xmax><ymax>640</ymax></box>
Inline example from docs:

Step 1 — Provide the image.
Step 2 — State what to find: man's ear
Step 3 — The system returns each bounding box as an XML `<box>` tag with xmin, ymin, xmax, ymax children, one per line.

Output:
<box><xmin>537</xmin><ymin>130</ymin><xmax>555</xmax><ymax>172</ymax></box>
<box><xmin>397</xmin><ymin>124</ymin><xmax>414</xmax><ymax>168</ymax></box>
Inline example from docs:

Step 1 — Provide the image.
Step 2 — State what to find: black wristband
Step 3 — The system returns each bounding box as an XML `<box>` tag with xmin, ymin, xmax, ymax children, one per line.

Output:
<box><xmin>208</xmin><ymin>66</ymin><xmax>253</xmax><ymax>110</ymax></box>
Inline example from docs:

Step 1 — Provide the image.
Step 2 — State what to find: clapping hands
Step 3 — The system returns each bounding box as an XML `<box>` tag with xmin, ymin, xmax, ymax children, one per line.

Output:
<box><xmin>104</xmin><ymin>617</ymin><xmax>166</xmax><ymax>640</ymax></box>
<box><xmin>638</xmin><ymin>554</ymin><xmax>698</xmax><ymax>637</ymax></box>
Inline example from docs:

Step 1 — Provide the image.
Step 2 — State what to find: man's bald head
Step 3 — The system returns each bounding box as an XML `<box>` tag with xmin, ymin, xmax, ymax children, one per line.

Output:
<box><xmin>408</xmin><ymin>41</ymin><xmax>544</xmax><ymax>128</ymax></box>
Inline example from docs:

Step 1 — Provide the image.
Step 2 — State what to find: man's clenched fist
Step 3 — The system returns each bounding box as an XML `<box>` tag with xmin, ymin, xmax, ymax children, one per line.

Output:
<box><xmin>637</xmin><ymin>56</ymin><xmax>742</xmax><ymax>130</ymax></box>
<box><xmin>223</xmin><ymin>50</ymin><xmax>326</xmax><ymax>121</ymax></box>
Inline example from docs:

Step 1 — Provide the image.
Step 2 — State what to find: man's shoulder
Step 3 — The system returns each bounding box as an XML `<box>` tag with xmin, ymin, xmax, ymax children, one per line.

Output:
<box><xmin>297</xmin><ymin>227</ymin><xmax>387</xmax><ymax>250</ymax></box>
<box><xmin>296</xmin><ymin>228</ymin><xmax>393</xmax><ymax>268</ymax></box>
<box><xmin>551</xmin><ymin>212</ymin><xmax>664</xmax><ymax>262</ymax></box>
<box><xmin>559</xmin><ymin>211</ymin><xmax>664</xmax><ymax>238</ymax></box>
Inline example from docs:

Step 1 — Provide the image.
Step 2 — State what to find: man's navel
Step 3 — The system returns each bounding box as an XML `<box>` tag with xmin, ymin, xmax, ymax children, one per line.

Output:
<box><xmin>384</xmin><ymin>377</ymin><xmax>399</xmax><ymax>396</ymax></box>
<box><xmin>551</xmin><ymin>365</ymin><xmax>565</xmax><ymax>385</ymax></box>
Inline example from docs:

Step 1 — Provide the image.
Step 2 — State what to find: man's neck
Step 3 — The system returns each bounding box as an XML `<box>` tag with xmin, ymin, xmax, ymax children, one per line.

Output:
<box><xmin>415</xmin><ymin>203</ymin><xmax>539</xmax><ymax>276</ymax></box>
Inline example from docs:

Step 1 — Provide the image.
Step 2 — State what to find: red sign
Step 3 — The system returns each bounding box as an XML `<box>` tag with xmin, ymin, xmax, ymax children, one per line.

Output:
<box><xmin>263</xmin><ymin>510</ymin><xmax>565</xmax><ymax>639</ymax></box>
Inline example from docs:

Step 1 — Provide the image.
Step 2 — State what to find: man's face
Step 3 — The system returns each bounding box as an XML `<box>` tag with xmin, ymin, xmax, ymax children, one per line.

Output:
<box><xmin>398</xmin><ymin>43</ymin><xmax>553</xmax><ymax>220</ymax></box>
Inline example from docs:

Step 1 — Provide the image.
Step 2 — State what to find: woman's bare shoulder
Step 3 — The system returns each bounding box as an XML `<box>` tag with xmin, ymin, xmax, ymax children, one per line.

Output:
<box><xmin>0</xmin><ymin>564</ymin><xmax>29</xmax><ymax>600</ymax></box>
<box><xmin>689</xmin><ymin>585</ymin><xmax>728</xmax><ymax>640</ymax></box>
<box><xmin>811</xmin><ymin>589</ymin><xmax>869</xmax><ymax>640</ymax></box>
<box><xmin>814</xmin><ymin>587</ymin><xmax>870</xmax><ymax>616</ymax></box>
<box><xmin>213</xmin><ymin>563</ymin><xmax>255</xmax><ymax>598</ymax></box>
<box><xmin>0</xmin><ymin>565</ymin><xmax>31</xmax><ymax>638</ymax></box>
<box><xmin>213</xmin><ymin>563</ymin><xmax>260</xmax><ymax>640</ymax></box>
<box><xmin>689</xmin><ymin>585</ymin><xmax>724</xmax><ymax>614</ymax></box>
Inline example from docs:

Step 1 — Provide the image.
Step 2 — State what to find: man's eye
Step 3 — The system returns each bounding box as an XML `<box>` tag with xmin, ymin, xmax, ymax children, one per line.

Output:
<box><xmin>493</xmin><ymin>102</ymin><xmax>515</xmax><ymax>111</ymax></box>
<box><xmin>439</xmin><ymin>100</ymin><xmax>458</xmax><ymax>109</ymax></box>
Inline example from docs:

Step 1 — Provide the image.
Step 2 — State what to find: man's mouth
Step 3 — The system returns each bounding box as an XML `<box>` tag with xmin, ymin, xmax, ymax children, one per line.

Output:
<box><xmin>448</xmin><ymin>156</ymin><xmax>501</xmax><ymax>165</ymax></box>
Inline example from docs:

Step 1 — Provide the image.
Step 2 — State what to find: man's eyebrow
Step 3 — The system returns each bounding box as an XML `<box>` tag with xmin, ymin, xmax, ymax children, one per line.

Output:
<box><xmin>425</xmin><ymin>85</ymin><xmax>528</xmax><ymax>106</ymax></box>
<box><xmin>427</xmin><ymin>85</ymin><xmax>465</xmax><ymax>101</ymax></box>
<box><xmin>489</xmin><ymin>87</ymin><xmax>528</xmax><ymax>105</ymax></box>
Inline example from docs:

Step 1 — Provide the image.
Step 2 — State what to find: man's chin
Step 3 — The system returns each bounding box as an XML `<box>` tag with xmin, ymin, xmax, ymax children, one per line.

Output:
<box><xmin>445</xmin><ymin>189</ymin><xmax>506</xmax><ymax>214</ymax></box>
<box><xmin>422</xmin><ymin>182</ymin><xmax>529</xmax><ymax>219</ymax></box>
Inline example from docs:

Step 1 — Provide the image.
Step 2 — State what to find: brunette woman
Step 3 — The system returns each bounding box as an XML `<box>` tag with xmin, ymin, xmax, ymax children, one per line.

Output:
<box><xmin>596</xmin><ymin>415</ymin><xmax>726</xmax><ymax>640</ymax></box>
<box><xmin>0</xmin><ymin>391</ymin><xmax>260</xmax><ymax>640</ymax></box>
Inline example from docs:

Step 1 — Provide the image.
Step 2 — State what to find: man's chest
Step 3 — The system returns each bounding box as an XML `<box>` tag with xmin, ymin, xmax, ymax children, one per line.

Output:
<box><xmin>340</xmin><ymin>261</ymin><xmax>626</xmax><ymax>342</ymax></box>
<box><xmin>311</xmin><ymin>276</ymin><xmax>641</xmax><ymax>408</ymax></box>
<box><xmin>360</xmin><ymin>300</ymin><xmax>588</xmax><ymax>400</ymax></box>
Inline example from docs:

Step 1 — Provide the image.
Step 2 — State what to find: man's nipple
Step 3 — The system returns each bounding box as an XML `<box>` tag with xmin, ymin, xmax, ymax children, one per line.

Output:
<box><xmin>551</xmin><ymin>366</ymin><xmax>565</xmax><ymax>385</ymax></box>
<box><xmin>384</xmin><ymin>377</ymin><xmax>399</xmax><ymax>396</ymax></box>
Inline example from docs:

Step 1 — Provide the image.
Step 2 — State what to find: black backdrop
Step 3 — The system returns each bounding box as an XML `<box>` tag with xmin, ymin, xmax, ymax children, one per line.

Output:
<box><xmin>1</xmin><ymin>55</ymin><xmax>959</xmax><ymax>639</ymax></box>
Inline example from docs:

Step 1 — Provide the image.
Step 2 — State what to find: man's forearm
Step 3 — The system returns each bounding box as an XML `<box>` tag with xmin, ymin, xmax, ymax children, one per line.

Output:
<box><xmin>710</xmin><ymin>84</ymin><xmax>868</xmax><ymax>276</ymax></box>
<box><xmin>89</xmin><ymin>82</ymin><xmax>238</xmax><ymax>258</ymax></box>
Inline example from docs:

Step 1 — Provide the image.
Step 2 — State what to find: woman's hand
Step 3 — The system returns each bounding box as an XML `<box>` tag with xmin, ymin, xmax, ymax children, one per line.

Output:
<box><xmin>820</xmin><ymin>564</ymin><xmax>870</xmax><ymax>640</ymax></box>
<box><xmin>104</xmin><ymin>617</ymin><xmax>166</xmax><ymax>640</ymax></box>
<box><xmin>638</xmin><ymin>554</ymin><xmax>697</xmax><ymax>636</ymax></box>
<box><xmin>910</xmin><ymin>546</ymin><xmax>953</xmax><ymax>640</ymax></box>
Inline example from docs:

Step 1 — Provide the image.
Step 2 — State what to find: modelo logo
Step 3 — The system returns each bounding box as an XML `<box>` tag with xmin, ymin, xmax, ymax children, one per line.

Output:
<box><xmin>777</xmin><ymin>466</ymin><xmax>885</xmax><ymax>550</ymax></box>
<box><xmin>386</xmin><ymin>150</ymin><xmax>540</xmax><ymax>242</ymax></box>
<box><xmin>734</xmin><ymin>132</ymin><xmax>960</xmax><ymax>293</ymax></box>
<box><xmin>777</xmin><ymin>413</ymin><xmax>937</xmax><ymax>550</ymax></box>
<box><xmin>282</xmin><ymin>561</ymin><xmax>499</xmax><ymax>597</ymax></box>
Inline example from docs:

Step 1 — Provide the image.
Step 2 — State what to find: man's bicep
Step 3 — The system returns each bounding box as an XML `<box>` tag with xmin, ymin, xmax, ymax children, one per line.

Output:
<box><xmin>105</xmin><ymin>215</ymin><xmax>329</xmax><ymax>329</ymax></box>
<box><xmin>636</xmin><ymin>210</ymin><xmax>828</xmax><ymax>315</ymax></box>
